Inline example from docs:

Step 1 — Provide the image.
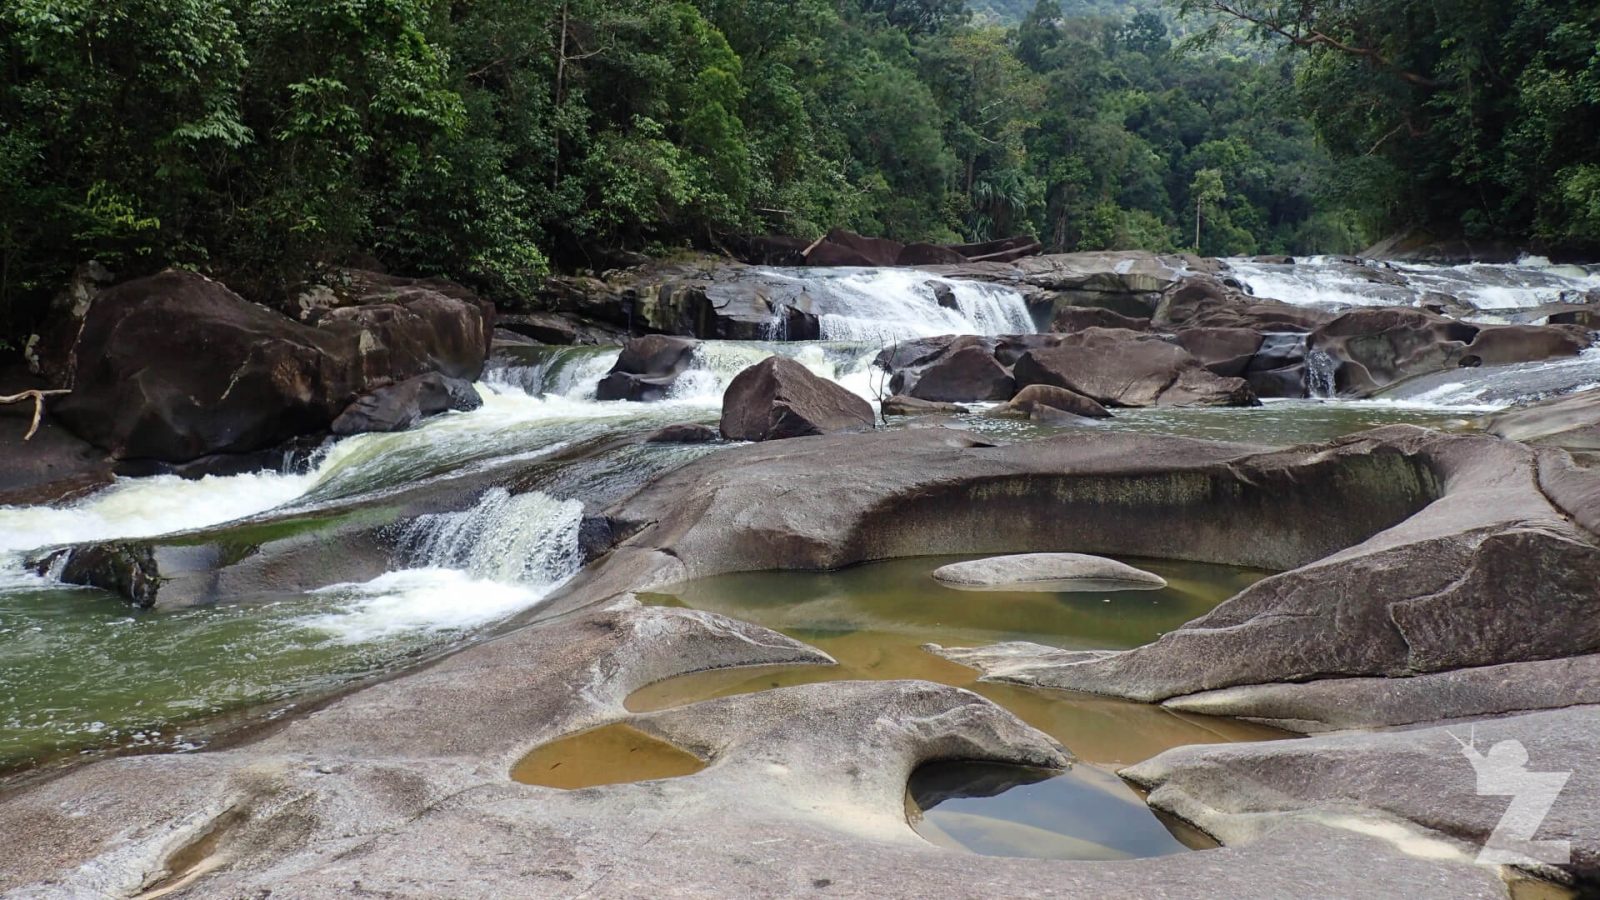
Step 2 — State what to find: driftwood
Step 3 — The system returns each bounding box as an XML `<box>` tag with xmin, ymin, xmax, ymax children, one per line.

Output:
<box><xmin>0</xmin><ymin>390</ymin><xmax>70</xmax><ymax>441</ymax></box>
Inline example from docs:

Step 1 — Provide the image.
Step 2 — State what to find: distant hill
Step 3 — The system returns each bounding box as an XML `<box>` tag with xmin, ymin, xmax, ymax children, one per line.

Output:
<box><xmin>968</xmin><ymin>0</ymin><xmax>1157</xmax><ymax>24</ymax></box>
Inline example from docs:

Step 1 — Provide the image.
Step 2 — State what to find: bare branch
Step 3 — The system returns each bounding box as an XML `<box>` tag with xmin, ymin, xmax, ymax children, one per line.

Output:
<box><xmin>0</xmin><ymin>389</ymin><xmax>71</xmax><ymax>441</ymax></box>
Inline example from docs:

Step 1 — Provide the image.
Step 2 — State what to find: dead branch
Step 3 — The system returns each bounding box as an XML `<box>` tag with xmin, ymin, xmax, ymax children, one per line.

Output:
<box><xmin>0</xmin><ymin>389</ymin><xmax>70</xmax><ymax>441</ymax></box>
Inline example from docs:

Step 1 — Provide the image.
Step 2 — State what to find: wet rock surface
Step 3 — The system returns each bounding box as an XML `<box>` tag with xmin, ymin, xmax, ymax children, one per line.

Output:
<box><xmin>1485</xmin><ymin>388</ymin><xmax>1600</xmax><ymax>451</ymax></box>
<box><xmin>596</xmin><ymin>335</ymin><xmax>700</xmax><ymax>402</ymax></box>
<box><xmin>331</xmin><ymin>373</ymin><xmax>482</xmax><ymax>435</ymax></box>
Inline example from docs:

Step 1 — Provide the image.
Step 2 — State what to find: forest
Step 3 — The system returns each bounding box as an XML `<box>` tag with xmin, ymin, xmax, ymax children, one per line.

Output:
<box><xmin>3</xmin><ymin>0</ymin><xmax>1598</xmax><ymax>337</ymax></box>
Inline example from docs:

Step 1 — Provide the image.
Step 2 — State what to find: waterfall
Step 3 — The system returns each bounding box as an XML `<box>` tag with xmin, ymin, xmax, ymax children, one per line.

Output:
<box><xmin>760</xmin><ymin>268</ymin><xmax>1036</xmax><ymax>341</ymax></box>
<box><xmin>1305</xmin><ymin>349</ymin><xmax>1337</xmax><ymax>399</ymax></box>
<box><xmin>394</xmin><ymin>487</ymin><xmax>585</xmax><ymax>586</ymax></box>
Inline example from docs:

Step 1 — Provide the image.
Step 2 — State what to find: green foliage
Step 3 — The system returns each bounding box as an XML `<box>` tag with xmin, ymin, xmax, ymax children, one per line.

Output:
<box><xmin>2</xmin><ymin>0</ymin><xmax>1385</xmax><ymax>338</ymax></box>
<box><xmin>1184</xmin><ymin>0</ymin><xmax>1600</xmax><ymax>251</ymax></box>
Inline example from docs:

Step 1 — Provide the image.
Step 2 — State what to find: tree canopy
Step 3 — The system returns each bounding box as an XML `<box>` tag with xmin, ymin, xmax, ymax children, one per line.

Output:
<box><xmin>8</xmin><ymin>0</ymin><xmax>1589</xmax><ymax>342</ymax></box>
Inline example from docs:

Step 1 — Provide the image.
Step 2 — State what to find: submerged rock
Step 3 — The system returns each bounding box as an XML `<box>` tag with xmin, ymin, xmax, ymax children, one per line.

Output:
<box><xmin>882</xmin><ymin>395</ymin><xmax>966</xmax><ymax>416</ymax></box>
<box><xmin>644</xmin><ymin>423</ymin><xmax>720</xmax><ymax>444</ymax></box>
<box><xmin>932</xmin><ymin>554</ymin><xmax>1166</xmax><ymax>591</ymax></box>
<box><xmin>719</xmin><ymin>357</ymin><xmax>875</xmax><ymax>442</ymax></box>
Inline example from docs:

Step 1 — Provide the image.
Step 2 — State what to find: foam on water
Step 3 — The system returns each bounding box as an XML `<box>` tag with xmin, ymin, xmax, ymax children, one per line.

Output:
<box><xmin>300</xmin><ymin>568</ymin><xmax>558</xmax><ymax>644</ymax></box>
<box><xmin>0</xmin><ymin>469</ymin><xmax>318</xmax><ymax>555</ymax></box>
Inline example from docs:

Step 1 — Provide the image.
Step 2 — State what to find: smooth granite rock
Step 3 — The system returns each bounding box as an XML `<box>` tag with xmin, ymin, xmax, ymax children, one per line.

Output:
<box><xmin>932</xmin><ymin>553</ymin><xmax>1167</xmax><ymax>591</ymax></box>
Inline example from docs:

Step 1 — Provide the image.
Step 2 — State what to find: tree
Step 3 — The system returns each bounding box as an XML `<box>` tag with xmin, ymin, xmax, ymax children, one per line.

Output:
<box><xmin>1190</xmin><ymin>167</ymin><xmax>1225</xmax><ymax>248</ymax></box>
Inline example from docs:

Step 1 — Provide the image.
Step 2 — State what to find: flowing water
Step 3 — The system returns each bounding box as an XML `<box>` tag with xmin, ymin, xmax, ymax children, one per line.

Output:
<box><xmin>3</xmin><ymin>260</ymin><xmax>1598</xmax><ymax>871</ymax></box>
<box><xmin>629</xmin><ymin>555</ymin><xmax>1285</xmax><ymax>861</ymax></box>
<box><xmin>1226</xmin><ymin>255</ymin><xmax>1600</xmax><ymax>317</ymax></box>
<box><xmin>754</xmin><ymin>267</ymin><xmax>1037</xmax><ymax>341</ymax></box>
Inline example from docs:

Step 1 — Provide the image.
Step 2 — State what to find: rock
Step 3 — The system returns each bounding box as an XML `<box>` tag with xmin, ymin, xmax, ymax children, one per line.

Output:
<box><xmin>644</xmin><ymin>423</ymin><xmax>720</xmax><ymax>444</ymax></box>
<box><xmin>807</xmin><ymin>228</ymin><xmax>904</xmax><ymax>267</ymax></box>
<box><xmin>1052</xmin><ymin>306</ymin><xmax>1151</xmax><ymax>334</ymax></box>
<box><xmin>1163</xmin><ymin>654</ymin><xmax>1600</xmax><ymax>733</ymax></box>
<box><xmin>54</xmin><ymin>270</ymin><xmax>491</xmax><ymax>462</ymax></box>
<box><xmin>1245</xmin><ymin>332</ymin><xmax>1309</xmax><ymax>372</ymax></box>
<box><xmin>1308</xmin><ymin>307</ymin><xmax>1479</xmax><ymax>396</ymax></box>
<box><xmin>900</xmin><ymin>244</ymin><xmax>968</xmax><ymax>267</ymax></box>
<box><xmin>719</xmin><ymin>357</ymin><xmax>875</xmax><ymax>441</ymax></box>
<box><xmin>931</xmin><ymin>553</ymin><xmax>1166</xmax><ymax>591</ymax></box>
<box><xmin>1125</xmin><ymin>707</ymin><xmax>1600</xmax><ymax>886</ymax></box>
<box><xmin>881</xmin><ymin>336</ymin><xmax>1000</xmax><ymax>396</ymax></box>
<box><xmin>1361</xmin><ymin>227</ymin><xmax>1526</xmax><ymax>264</ymax></box>
<box><xmin>930</xmin><ymin>282</ymin><xmax>960</xmax><ymax>310</ymax></box>
<box><xmin>933</xmin><ymin>429</ymin><xmax>1600</xmax><ymax>709</ymax></box>
<box><xmin>1460</xmin><ymin>324</ymin><xmax>1590</xmax><ymax>367</ymax></box>
<box><xmin>331</xmin><ymin>373</ymin><xmax>482</xmax><ymax>436</ymax></box>
<box><xmin>1156</xmin><ymin>278</ymin><xmax>1333</xmax><ymax>332</ymax></box>
<box><xmin>496</xmin><ymin>311</ymin><xmax>628</xmax><ymax>346</ymax></box>
<box><xmin>596</xmin><ymin>335</ymin><xmax>701</xmax><ymax>402</ymax></box>
<box><xmin>1176</xmin><ymin>328</ymin><xmax>1266</xmax><ymax>378</ymax></box>
<box><xmin>882</xmin><ymin>395</ymin><xmax>966</xmax><ymax>416</ymax></box>
<box><xmin>1484</xmin><ymin>388</ymin><xmax>1600</xmax><ymax>451</ymax></box>
<box><xmin>1013</xmin><ymin>328</ymin><xmax>1258</xmax><ymax>408</ymax></box>
<box><xmin>993</xmin><ymin>334</ymin><xmax>1064</xmax><ymax>367</ymax></box>
<box><xmin>31</xmin><ymin>542</ymin><xmax>162</xmax><ymax>608</ymax></box>
<box><xmin>906</xmin><ymin>345</ymin><xmax>1016</xmax><ymax>403</ymax></box>
<box><xmin>0</xmin><ymin>370</ymin><xmax>113</xmax><ymax>506</ymax></box>
<box><xmin>992</xmin><ymin>385</ymin><xmax>1111</xmax><ymax>421</ymax></box>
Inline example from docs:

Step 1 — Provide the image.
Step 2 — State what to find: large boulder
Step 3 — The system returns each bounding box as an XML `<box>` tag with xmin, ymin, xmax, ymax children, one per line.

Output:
<box><xmin>1013</xmin><ymin>328</ymin><xmax>1258</xmax><ymax>408</ymax></box>
<box><xmin>719</xmin><ymin>357</ymin><xmax>874</xmax><ymax>441</ymax></box>
<box><xmin>54</xmin><ymin>270</ymin><xmax>490</xmax><ymax>462</ymax></box>
<box><xmin>1175</xmin><ymin>328</ymin><xmax>1266</xmax><ymax>378</ymax></box>
<box><xmin>596</xmin><ymin>335</ymin><xmax>701</xmax><ymax>402</ymax></box>
<box><xmin>331</xmin><ymin>373</ymin><xmax>482</xmax><ymax>436</ymax></box>
<box><xmin>1460</xmin><ymin>324</ymin><xmax>1589</xmax><ymax>367</ymax></box>
<box><xmin>1155</xmin><ymin>278</ymin><xmax>1333</xmax><ymax>332</ymax></box>
<box><xmin>1052</xmin><ymin>306</ymin><xmax>1151</xmax><ymax>334</ymax></box>
<box><xmin>1308</xmin><ymin>308</ymin><xmax>1478</xmax><ymax>395</ymax></box>
<box><xmin>906</xmin><ymin>344</ymin><xmax>1016</xmax><ymax>403</ymax></box>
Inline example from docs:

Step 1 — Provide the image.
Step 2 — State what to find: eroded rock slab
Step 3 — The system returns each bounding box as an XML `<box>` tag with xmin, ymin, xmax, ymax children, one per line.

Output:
<box><xmin>1125</xmin><ymin>707</ymin><xmax>1600</xmax><ymax>886</ymax></box>
<box><xmin>932</xmin><ymin>553</ymin><xmax>1166</xmax><ymax>592</ymax></box>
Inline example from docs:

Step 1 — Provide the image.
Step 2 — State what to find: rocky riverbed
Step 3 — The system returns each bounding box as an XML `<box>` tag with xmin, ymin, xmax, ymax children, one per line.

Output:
<box><xmin>2</xmin><ymin>250</ymin><xmax>1599</xmax><ymax>898</ymax></box>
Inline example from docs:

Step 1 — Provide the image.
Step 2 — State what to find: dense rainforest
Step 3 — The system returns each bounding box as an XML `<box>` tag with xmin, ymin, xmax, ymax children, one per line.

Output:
<box><xmin>2</xmin><ymin>0</ymin><xmax>1598</xmax><ymax>341</ymax></box>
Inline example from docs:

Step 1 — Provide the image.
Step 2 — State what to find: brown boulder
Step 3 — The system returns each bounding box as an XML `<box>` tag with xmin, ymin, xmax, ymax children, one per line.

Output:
<box><xmin>1176</xmin><ymin>328</ymin><xmax>1266</xmax><ymax>378</ymax></box>
<box><xmin>882</xmin><ymin>395</ymin><xmax>967</xmax><ymax>416</ymax></box>
<box><xmin>1014</xmin><ymin>328</ymin><xmax>1258</xmax><ymax>408</ymax></box>
<box><xmin>1308</xmin><ymin>308</ymin><xmax>1478</xmax><ymax>396</ymax></box>
<box><xmin>1460</xmin><ymin>324</ymin><xmax>1590</xmax><ymax>367</ymax></box>
<box><xmin>897</xmin><ymin>243</ymin><xmax>968</xmax><ymax>266</ymax></box>
<box><xmin>1157</xmin><ymin>278</ymin><xmax>1333</xmax><ymax>331</ymax></box>
<box><xmin>906</xmin><ymin>345</ymin><xmax>1016</xmax><ymax>403</ymax></box>
<box><xmin>995</xmin><ymin>384</ymin><xmax>1111</xmax><ymax>421</ymax></box>
<box><xmin>596</xmin><ymin>335</ymin><xmax>700</xmax><ymax>402</ymax></box>
<box><xmin>54</xmin><ymin>270</ymin><xmax>490</xmax><ymax>462</ymax></box>
<box><xmin>719</xmin><ymin>357</ymin><xmax>875</xmax><ymax>441</ymax></box>
<box><xmin>1052</xmin><ymin>306</ymin><xmax>1151</xmax><ymax>334</ymax></box>
<box><xmin>331</xmin><ymin>374</ymin><xmax>482</xmax><ymax>436</ymax></box>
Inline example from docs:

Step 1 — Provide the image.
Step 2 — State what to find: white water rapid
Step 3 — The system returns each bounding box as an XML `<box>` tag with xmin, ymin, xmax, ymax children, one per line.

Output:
<box><xmin>756</xmin><ymin>267</ymin><xmax>1036</xmax><ymax>341</ymax></box>
<box><xmin>1225</xmin><ymin>255</ymin><xmax>1600</xmax><ymax>317</ymax></box>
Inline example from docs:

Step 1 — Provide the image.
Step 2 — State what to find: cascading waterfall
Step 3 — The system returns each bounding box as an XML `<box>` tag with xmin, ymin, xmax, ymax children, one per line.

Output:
<box><xmin>759</xmin><ymin>268</ymin><xmax>1036</xmax><ymax>341</ymax></box>
<box><xmin>394</xmin><ymin>487</ymin><xmax>585</xmax><ymax>586</ymax></box>
<box><xmin>1225</xmin><ymin>255</ymin><xmax>1600</xmax><ymax>316</ymax></box>
<box><xmin>1305</xmin><ymin>349</ymin><xmax>1337</xmax><ymax>399</ymax></box>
